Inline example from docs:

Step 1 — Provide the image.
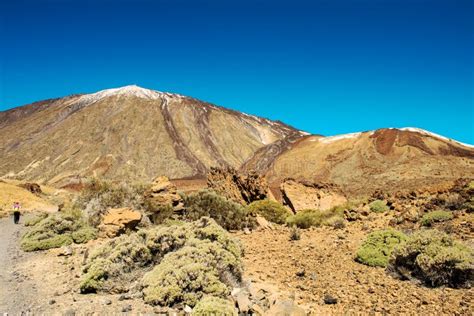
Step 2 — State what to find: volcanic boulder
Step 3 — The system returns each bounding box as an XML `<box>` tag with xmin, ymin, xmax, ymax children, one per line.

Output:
<box><xmin>207</xmin><ymin>167</ymin><xmax>274</xmax><ymax>204</ymax></box>
<box><xmin>144</xmin><ymin>176</ymin><xmax>184</xmax><ymax>215</ymax></box>
<box><xmin>280</xmin><ymin>179</ymin><xmax>347</xmax><ymax>212</ymax></box>
<box><xmin>98</xmin><ymin>207</ymin><xmax>142</xmax><ymax>238</ymax></box>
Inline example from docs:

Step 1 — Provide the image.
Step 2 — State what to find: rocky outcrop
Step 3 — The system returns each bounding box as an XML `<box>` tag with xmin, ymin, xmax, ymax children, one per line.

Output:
<box><xmin>19</xmin><ymin>182</ymin><xmax>42</xmax><ymax>194</ymax></box>
<box><xmin>144</xmin><ymin>176</ymin><xmax>184</xmax><ymax>212</ymax></box>
<box><xmin>98</xmin><ymin>207</ymin><xmax>142</xmax><ymax>238</ymax></box>
<box><xmin>281</xmin><ymin>179</ymin><xmax>347</xmax><ymax>212</ymax></box>
<box><xmin>207</xmin><ymin>167</ymin><xmax>274</xmax><ymax>204</ymax></box>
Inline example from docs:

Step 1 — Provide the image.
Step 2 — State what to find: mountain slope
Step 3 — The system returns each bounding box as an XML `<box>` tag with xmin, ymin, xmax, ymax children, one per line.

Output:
<box><xmin>242</xmin><ymin>127</ymin><xmax>474</xmax><ymax>195</ymax></box>
<box><xmin>0</xmin><ymin>85</ymin><xmax>304</xmax><ymax>185</ymax></box>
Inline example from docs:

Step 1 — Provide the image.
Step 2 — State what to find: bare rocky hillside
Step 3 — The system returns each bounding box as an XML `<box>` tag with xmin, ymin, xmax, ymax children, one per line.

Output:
<box><xmin>0</xmin><ymin>85</ymin><xmax>304</xmax><ymax>186</ymax></box>
<box><xmin>243</xmin><ymin>128</ymin><xmax>474</xmax><ymax>196</ymax></box>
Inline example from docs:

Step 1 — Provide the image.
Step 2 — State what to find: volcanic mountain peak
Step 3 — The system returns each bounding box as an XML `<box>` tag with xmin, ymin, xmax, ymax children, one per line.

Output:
<box><xmin>77</xmin><ymin>85</ymin><xmax>184</xmax><ymax>105</ymax></box>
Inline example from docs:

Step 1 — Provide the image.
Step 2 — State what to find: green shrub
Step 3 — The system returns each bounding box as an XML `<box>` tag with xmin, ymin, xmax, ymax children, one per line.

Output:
<box><xmin>468</xmin><ymin>181</ymin><xmax>474</xmax><ymax>190</ymax></box>
<box><xmin>71</xmin><ymin>226</ymin><xmax>97</xmax><ymax>244</ymax></box>
<box><xmin>24</xmin><ymin>213</ymin><xmax>48</xmax><ymax>226</ymax></box>
<box><xmin>286</xmin><ymin>208</ymin><xmax>345</xmax><ymax>229</ymax></box>
<box><xmin>142</xmin><ymin>239</ymin><xmax>240</xmax><ymax>306</ymax></box>
<box><xmin>369</xmin><ymin>200</ymin><xmax>389</xmax><ymax>213</ymax></box>
<box><xmin>21</xmin><ymin>233</ymin><xmax>73</xmax><ymax>252</ymax></box>
<box><xmin>247</xmin><ymin>200</ymin><xmax>292</xmax><ymax>224</ymax></box>
<box><xmin>21</xmin><ymin>210</ymin><xmax>96</xmax><ymax>251</ymax></box>
<box><xmin>183</xmin><ymin>190</ymin><xmax>255</xmax><ymax>230</ymax></box>
<box><xmin>81</xmin><ymin>217</ymin><xmax>243</xmax><ymax>303</ymax></box>
<box><xmin>421</xmin><ymin>210</ymin><xmax>453</xmax><ymax>226</ymax></box>
<box><xmin>192</xmin><ymin>296</ymin><xmax>237</xmax><ymax>316</ymax></box>
<box><xmin>80</xmin><ymin>233</ymin><xmax>152</xmax><ymax>293</ymax></box>
<box><xmin>356</xmin><ymin>229</ymin><xmax>407</xmax><ymax>267</ymax></box>
<box><xmin>388</xmin><ymin>230</ymin><xmax>473</xmax><ymax>288</ymax></box>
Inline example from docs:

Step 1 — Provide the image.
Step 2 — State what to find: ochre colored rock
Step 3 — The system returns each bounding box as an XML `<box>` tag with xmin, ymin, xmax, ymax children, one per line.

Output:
<box><xmin>280</xmin><ymin>179</ymin><xmax>347</xmax><ymax>212</ymax></box>
<box><xmin>207</xmin><ymin>167</ymin><xmax>274</xmax><ymax>204</ymax></box>
<box><xmin>144</xmin><ymin>176</ymin><xmax>184</xmax><ymax>212</ymax></box>
<box><xmin>98</xmin><ymin>207</ymin><xmax>142</xmax><ymax>238</ymax></box>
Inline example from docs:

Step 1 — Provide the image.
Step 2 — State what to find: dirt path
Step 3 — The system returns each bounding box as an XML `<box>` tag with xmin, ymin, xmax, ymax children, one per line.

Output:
<box><xmin>0</xmin><ymin>216</ymin><xmax>39</xmax><ymax>315</ymax></box>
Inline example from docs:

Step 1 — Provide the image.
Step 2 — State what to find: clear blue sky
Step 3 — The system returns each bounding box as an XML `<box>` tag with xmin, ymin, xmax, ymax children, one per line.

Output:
<box><xmin>1</xmin><ymin>0</ymin><xmax>473</xmax><ymax>144</ymax></box>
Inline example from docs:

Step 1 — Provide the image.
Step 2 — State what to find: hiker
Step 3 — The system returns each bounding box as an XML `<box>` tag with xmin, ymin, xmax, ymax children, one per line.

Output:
<box><xmin>13</xmin><ymin>201</ymin><xmax>21</xmax><ymax>224</ymax></box>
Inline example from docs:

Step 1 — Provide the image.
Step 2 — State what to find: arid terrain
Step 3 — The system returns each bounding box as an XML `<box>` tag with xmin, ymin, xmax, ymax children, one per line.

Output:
<box><xmin>0</xmin><ymin>86</ymin><xmax>473</xmax><ymax>315</ymax></box>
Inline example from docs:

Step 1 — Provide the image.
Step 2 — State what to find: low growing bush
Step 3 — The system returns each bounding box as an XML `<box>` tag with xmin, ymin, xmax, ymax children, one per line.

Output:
<box><xmin>24</xmin><ymin>213</ymin><xmax>48</xmax><ymax>226</ymax></box>
<box><xmin>388</xmin><ymin>230</ymin><xmax>473</xmax><ymax>288</ymax></box>
<box><xmin>286</xmin><ymin>208</ymin><xmax>345</xmax><ymax>229</ymax></box>
<box><xmin>183</xmin><ymin>190</ymin><xmax>255</xmax><ymax>230</ymax></box>
<box><xmin>192</xmin><ymin>296</ymin><xmax>237</xmax><ymax>316</ymax></box>
<box><xmin>81</xmin><ymin>217</ymin><xmax>244</xmax><ymax>307</ymax></box>
<box><xmin>21</xmin><ymin>210</ymin><xmax>97</xmax><ymax>252</ymax></box>
<box><xmin>369</xmin><ymin>200</ymin><xmax>389</xmax><ymax>213</ymax></box>
<box><xmin>420</xmin><ymin>210</ymin><xmax>453</xmax><ymax>226</ymax></box>
<box><xmin>356</xmin><ymin>229</ymin><xmax>407</xmax><ymax>267</ymax></box>
<box><xmin>247</xmin><ymin>200</ymin><xmax>292</xmax><ymax>224</ymax></box>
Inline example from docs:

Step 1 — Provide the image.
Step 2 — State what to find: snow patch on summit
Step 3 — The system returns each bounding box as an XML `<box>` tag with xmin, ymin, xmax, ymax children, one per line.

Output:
<box><xmin>77</xmin><ymin>85</ymin><xmax>184</xmax><ymax>105</ymax></box>
<box><xmin>319</xmin><ymin>132</ymin><xmax>362</xmax><ymax>144</ymax></box>
<box><xmin>398</xmin><ymin>127</ymin><xmax>474</xmax><ymax>148</ymax></box>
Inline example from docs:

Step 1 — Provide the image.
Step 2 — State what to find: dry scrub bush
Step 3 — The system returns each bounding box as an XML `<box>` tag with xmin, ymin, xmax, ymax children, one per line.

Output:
<box><xmin>192</xmin><ymin>296</ymin><xmax>237</xmax><ymax>315</ymax></box>
<box><xmin>388</xmin><ymin>229</ymin><xmax>473</xmax><ymax>288</ymax></box>
<box><xmin>24</xmin><ymin>212</ymin><xmax>48</xmax><ymax>226</ymax></box>
<box><xmin>289</xmin><ymin>226</ymin><xmax>301</xmax><ymax>241</ymax></box>
<box><xmin>356</xmin><ymin>229</ymin><xmax>407</xmax><ymax>267</ymax></box>
<box><xmin>286</xmin><ymin>207</ymin><xmax>345</xmax><ymax>229</ymax></box>
<box><xmin>75</xmin><ymin>178</ymin><xmax>146</xmax><ymax>226</ymax></box>
<box><xmin>80</xmin><ymin>233</ymin><xmax>152</xmax><ymax>293</ymax></box>
<box><xmin>369</xmin><ymin>200</ymin><xmax>389</xmax><ymax>213</ymax></box>
<box><xmin>80</xmin><ymin>217</ymin><xmax>243</xmax><ymax>307</ymax></box>
<box><xmin>247</xmin><ymin>200</ymin><xmax>292</xmax><ymax>224</ymax></box>
<box><xmin>183</xmin><ymin>190</ymin><xmax>255</xmax><ymax>230</ymax></box>
<box><xmin>21</xmin><ymin>210</ymin><xmax>97</xmax><ymax>251</ymax></box>
<box><xmin>420</xmin><ymin>210</ymin><xmax>453</xmax><ymax>226</ymax></box>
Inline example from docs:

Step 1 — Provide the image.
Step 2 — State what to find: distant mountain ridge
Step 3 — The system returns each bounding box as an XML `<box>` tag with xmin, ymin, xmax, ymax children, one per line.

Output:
<box><xmin>1</xmin><ymin>85</ymin><xmax>472</xmax><ymax>194</ymax></box>
<box><xmin>243</xmin><ymin>127</ymin><xmax>474</xmax><ymax>195</ymax></box>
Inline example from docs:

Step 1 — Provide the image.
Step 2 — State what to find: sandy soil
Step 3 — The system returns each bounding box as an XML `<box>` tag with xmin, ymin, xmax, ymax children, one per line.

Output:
<box><xmin>235</xmin><ymin>220</ymin><xmax>473</xmax><ymax>315</ymax></box>
<box><xmin>0</xmin><ymin>216</ymin><xmax>156</xmax><ymax>315</ymax></box>
<box><xmin>1</xmin><ymin>213</ymin><xmax>472</xmax><ymax>315</ymax></box>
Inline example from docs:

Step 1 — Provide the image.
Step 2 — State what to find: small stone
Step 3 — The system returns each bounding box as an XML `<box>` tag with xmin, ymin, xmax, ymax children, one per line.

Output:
<box><xmin>295</xmin><ymin>269</ymin><xmax>305</xmax><ymax>277</ymax></box>
<box><xmin>251</xmin><ymin>304</ymin><xmax>265</xmax><ymax>315</ymax></box>
<box><xmin>323</xmin><ymin>294</ymin><xmax>338</xmax><ymax>304</ymax></box>
<box><xmin>101</xmin><ymin>298</ymin><xmax>112</xmax><ymax>305</ymax></box>
<box><xmin>184</xmin><ymin>305</ymin><xmax>193</xmax><ymax>313</ymax></box>
<box><xmin>58</xmin><ymin>246</ymin><xmax>73</xmax><ymax>256</ymax></box>
<box><xmin>121</xmin><ymin>305</ymin><xmax>132</xmax><ymax>312</ymax></box>
<box><xmin>118</xmin><ymin>294</ymin><xmax>131</xmax><ymax>301</ymax></box>
<box><xmin>236</xmin><ymin>292</ymin><xmax>251</xmax><ymax>313</ymax></box>
<box><xmin>368</xmin><ymin>288</ymin><xmax>375</xmax><ymax>294</ymax></box>
<box><xmin>244</xmin><ymin>227</ymin><xmax>251</xmax><ymax>235</ymax></box>
<box><xmin>63</xmin><ymin>309</ymin><xmax>76</xmax><ymax>316</ymax></box>
<box><xmin>49</xmin><ymin>299</ymin><xmax>56</xmax><ymax>305</ymax></box>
